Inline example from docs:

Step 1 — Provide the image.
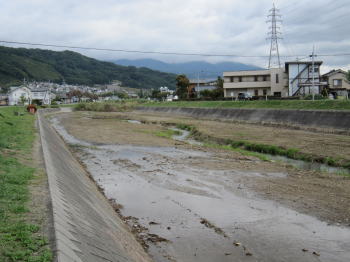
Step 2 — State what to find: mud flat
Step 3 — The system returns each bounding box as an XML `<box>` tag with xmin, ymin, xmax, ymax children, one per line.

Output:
<box><xmin>48</xmin><ymin>110</ymin><xmax>350</xmax><ymax>262</ymax></box>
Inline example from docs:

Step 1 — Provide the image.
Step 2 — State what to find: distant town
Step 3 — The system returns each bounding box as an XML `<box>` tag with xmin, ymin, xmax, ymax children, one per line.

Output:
<box><xmin>1</xmin><ymin>58</ymin><xmax>349</xmax><ymax>107</ymax></box>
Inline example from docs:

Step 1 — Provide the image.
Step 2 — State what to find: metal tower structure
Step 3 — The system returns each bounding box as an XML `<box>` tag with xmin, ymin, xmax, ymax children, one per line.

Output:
<box><xmin>267</xmin><ymin>4</ymin><xmax>282</xmax><ymax>68</ymax></box>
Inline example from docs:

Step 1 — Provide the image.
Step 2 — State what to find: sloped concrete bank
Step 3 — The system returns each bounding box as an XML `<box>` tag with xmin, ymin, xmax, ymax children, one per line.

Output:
<box><xmin>137</xmin><ymin>106</ymin><xmax>350</xmax><ymax>131</ymax></box>
<box><xmin>37</xmin><ymin>112</ymin><xmax>152</xmax><ymax>262</ymax></box>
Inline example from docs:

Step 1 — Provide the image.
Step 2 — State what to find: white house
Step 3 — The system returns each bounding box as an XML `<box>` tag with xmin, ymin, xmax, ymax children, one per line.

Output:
<box><xmin>8</xmin><ymin>86</ymin><xmax>31</xmax><ymax>106</ymax></box>
<box><xmin>7</xmin><ymin>86</ymin><xmax>51</xmax><ymax>105</ymax></box>
<box><xmin>30</xmin><ymin>88</ymin><xmax>51</xmax><ymax>105</ymax></box>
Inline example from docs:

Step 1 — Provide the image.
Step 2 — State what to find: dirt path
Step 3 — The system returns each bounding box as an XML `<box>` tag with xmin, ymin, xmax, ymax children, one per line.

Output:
<box><xmin>50</xmin><ymin>111</ymin><xmax>350</xmax><ymax>262</ymax></box>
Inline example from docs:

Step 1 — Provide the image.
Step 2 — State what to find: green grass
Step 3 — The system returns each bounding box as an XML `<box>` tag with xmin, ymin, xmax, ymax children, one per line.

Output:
<box><xmin>144</xmin><ymin>100</ymin><xmax>350</xmax><ymax>110</ymax></box>
<box><xmin>154</xmin><ymin>129</ymin><xmax>181</xmax><ymax>139</ymax></box>
<box><xmin>203</xmin><ymin>142</ymin><xmax>270</xmax><ymax>161</ymax></box>
<box><xmin>0</xmin><ymin>107</ymin><xmax>52</xmax><ymax>262</ymax></box>
<box><xmin>174</xmin><ymin>122</ymin><xmax>350</xmax><ymax>169</ymax></box>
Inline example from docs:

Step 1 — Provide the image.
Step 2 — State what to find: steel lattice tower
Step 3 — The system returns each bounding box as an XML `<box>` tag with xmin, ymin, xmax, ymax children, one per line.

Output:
<box><xmin>267</xmin><ymin>4</ymin><xmax>282</xmax><ymax>68</ymax></box>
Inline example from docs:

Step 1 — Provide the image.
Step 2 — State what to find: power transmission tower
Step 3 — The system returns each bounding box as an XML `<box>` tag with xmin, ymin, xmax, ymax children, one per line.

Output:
<box><xmin>267</xmin><ymin>4</ymin><xmax>282</xmax><ymax>68</ymax></box>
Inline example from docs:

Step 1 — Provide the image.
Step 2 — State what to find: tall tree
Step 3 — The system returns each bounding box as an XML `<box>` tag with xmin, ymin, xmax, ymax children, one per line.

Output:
<box><xmin>215</xmin><ymin>76</ymin><xmax>224</xmax><ymax>98</ymax></box>
<box><xmin>347</xmin><ymin>70</ymin><xmax>350</xmax><ymax>82</ymax></box>
<box><xmin>175</xmin><ymin>74</ymin><xmax>190</xmax><ymax>100</ymax></box>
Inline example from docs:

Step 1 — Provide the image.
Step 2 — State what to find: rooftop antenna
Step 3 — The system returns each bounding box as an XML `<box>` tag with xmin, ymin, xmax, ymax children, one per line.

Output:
<box><xmin>267</xmin><ymin>3</ymin><xmax>282</xmax><ymax>68</ymax></box>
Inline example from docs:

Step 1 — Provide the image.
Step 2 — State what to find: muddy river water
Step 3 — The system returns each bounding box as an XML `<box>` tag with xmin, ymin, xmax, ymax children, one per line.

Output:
<box><xmin>51</xmin><ymin>116</ymin><xmax>350</xmax><ymax>262</ymax></box>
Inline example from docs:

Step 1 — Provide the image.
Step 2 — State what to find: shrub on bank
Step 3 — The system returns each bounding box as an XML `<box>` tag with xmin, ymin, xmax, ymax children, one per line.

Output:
<box><xmin>74</xmin><ymin>101</ymin><xmax>137</xmax><ymax>112</ymax></box>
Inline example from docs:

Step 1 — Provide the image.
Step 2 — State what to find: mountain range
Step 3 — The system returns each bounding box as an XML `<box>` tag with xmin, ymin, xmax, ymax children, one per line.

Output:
<box><xmin>114</xmin><ymin>58</ymin><xmax>262</xmax><ymax>79</ymax></box>
<box><xmin>0</xmin><ymin>46</ymin><xmax>177</xmax><ymax>90</ymax></box>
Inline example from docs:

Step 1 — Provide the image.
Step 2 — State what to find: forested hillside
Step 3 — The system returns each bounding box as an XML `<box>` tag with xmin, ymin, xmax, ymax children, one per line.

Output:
<box><xmin>0</xmin><ymin>46</ymin><xmax>176</xmax><ymax>89</ymax></box>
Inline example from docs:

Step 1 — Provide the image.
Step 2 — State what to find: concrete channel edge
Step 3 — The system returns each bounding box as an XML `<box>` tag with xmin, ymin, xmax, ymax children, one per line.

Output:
<box><xmin>37</xmin><ymin>112</ymin><xmax>152</xmax><ymax>262</ymax></box>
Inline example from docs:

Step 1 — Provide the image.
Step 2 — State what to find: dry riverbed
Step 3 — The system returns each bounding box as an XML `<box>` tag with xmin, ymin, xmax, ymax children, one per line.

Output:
<box><xmin>50</xmin><ymin>110</ymin><xmax>350</xmax><ymax>262</ymax></box>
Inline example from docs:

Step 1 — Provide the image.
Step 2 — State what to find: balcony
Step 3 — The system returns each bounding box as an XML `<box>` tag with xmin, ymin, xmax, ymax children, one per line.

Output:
<box><xmin>224</xmin><ymin>81</ymin><xmax>271</xmax><ymax>89</ymax></box>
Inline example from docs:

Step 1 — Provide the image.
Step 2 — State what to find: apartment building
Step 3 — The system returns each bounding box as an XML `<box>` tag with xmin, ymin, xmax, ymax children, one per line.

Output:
<box><xmin>286</xmin><ymin>61</ymin><xmax>325</xmax><ymax>96</ymax></box>
<box><xmin>223</xmin><ymin>68</ymin><xmax>287</xmax><ymax>98</ymax></box>
<box><xmin>223</xmin><ymin>61</ymin><xmax>324</xmax><ymax>98</ymax></box>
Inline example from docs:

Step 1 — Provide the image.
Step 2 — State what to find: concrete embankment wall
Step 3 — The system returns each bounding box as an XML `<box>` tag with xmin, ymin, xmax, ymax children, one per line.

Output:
<box><xmin>137</xmin><ymin>106</ymin><xmax>350</xmax><ymax>131</ymax></box>
<box><xmin>38</xmin><ymin>113</ymin><xmax>152</xmax><ymax>262</ymax></box>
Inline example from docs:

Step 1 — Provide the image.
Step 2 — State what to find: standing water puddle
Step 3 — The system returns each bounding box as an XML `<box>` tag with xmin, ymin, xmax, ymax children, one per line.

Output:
<box><xmin>170</xmin><ymin>127</ymin><xmax>203</xmax><ymax>146</ymax></box>
<box><xmin>127</xmin><ymin>119</ymin><xmax>142</xmax><ymax>124</ymax></box>
<box><xmin>269</xmin><ymin>155</ymin><xmax>350</xmax><ymax>175</ymax></box>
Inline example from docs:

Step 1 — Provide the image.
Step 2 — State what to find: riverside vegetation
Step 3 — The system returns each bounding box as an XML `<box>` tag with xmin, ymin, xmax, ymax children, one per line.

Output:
<box><xmin>144</xmin><ymin>99</ymin><xmax>350</xmax><ymax>110</ymax></box>
<box><xmin>74</xmin><ymin>99</ymin><xmax>350</xmax><ymax>112</ymax></box>
<box><xmin>0</xmin><ymin>107</ymin><xmax>52</xmax><ymax>262</ymax></box>
<box><xmin>174</xmin><ymin>123</ymin><xmax>350</xmax><ymax>170</ymax></box>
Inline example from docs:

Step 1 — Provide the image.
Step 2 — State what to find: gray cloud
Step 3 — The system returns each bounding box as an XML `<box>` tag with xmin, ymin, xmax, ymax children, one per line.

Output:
<box><xmin>0</xmin><ymin>0</ymin><xmax>349</xmax><ymax>72</ymax></box>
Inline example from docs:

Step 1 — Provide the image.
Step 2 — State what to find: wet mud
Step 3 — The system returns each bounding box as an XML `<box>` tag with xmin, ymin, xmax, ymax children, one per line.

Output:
<box><xmin>50</xmin><ymin>113</ymin><xmax>350</xmax><ymax>262</ymax></box>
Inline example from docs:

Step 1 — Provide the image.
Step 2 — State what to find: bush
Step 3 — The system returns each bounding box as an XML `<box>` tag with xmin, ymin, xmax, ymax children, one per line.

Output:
<box><xmin>304</xmin><ymin>94</ymin><xmax>325</xmax><ymax>100</ymax></box>
<box><xmin>74</xmin><ymin>101</ymin><xmax>136</xmax><ymax>112</ymax></box>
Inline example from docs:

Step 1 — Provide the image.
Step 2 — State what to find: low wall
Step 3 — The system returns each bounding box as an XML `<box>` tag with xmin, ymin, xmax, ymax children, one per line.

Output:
<box><xmin>137</xmin><ymin>106</ymin><xmax>350</xmax><ymax>131</ymax></box>
<box><xmin>38</xmin><ymin>112</ymin><xmax>152</xmax><ymax>262</ymax></box>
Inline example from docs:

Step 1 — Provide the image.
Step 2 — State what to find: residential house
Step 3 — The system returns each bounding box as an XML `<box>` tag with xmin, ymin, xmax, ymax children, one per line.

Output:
<box><xmin>322</xmin><ymin>69</ymin><xmax>350</xmax><ymax>98</ymax></box>
<box><xmin>8</xmin><ymin>86</ymin><xmax>31</xmax><ymax>105</ymax></box>
<box><xmin>159</xmin><ymin>86</ymin><xmax>174</xmax><ymax>94</ymax></box>
<box><xmin>31</xmin><ymin>88</ymin><xmax>51</xmax><ymax>105</ymax></box>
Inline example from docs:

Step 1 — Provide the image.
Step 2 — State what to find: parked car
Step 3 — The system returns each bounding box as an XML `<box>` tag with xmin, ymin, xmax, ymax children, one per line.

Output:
<box><xmin>238</xmin><ymin>92</ymin><xmax>252</xmax><ymax>100</ymax></box>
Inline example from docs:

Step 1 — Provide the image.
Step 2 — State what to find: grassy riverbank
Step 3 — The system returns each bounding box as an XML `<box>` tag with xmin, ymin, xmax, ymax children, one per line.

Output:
<box><xmin>0</xmin><ymin>107</ymin><xmax>52</xmax><ymax>262</ymax></box>
<box><xmin>145</xmin><ymin>100</ymin><xmax>350</xmax><ymax>110</ymax></box>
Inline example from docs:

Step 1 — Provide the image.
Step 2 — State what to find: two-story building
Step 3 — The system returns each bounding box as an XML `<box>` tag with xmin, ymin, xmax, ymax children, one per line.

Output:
<box><xmin>7</xmin><ymin>86</ymin><xmax>51</xmax><ymax>105</ymax></box>
<box><xmin>223</xmin><ymin>61</ymin><xmax>326</xmax><ymax>98</ymax></box>
<box><xmin>223</xmin><ymin>68</ymin><xmax>287</xmax><ymax>98</ymax></box>
<box><xmin>31</xmin><ymin>88</ymin><xmax>51</xmax><ymax>105</ymax></box>
<box><xmin>8</xmin><ymin>86</ymin><xmax>32</xmax><ymax>105</ymax></box>
<box><xmin>286</xmin><ymin>61</ymin><xmax>326</xmax><ymax>96</ymax></box>
<box><xmin>322</xmin><ymin>69</ymin><xmax>350</xmax><ymax>98</ymax></box>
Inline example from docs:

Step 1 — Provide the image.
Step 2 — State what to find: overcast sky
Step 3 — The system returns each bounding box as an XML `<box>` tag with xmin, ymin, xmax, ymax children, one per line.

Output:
<box><xmin>0</xmin><ymin>0</ymin><xmax>349</xmax><ymax>72</ymax></box>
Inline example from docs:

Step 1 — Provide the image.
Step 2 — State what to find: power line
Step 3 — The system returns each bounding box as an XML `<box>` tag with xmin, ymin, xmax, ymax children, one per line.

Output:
<box><xmin>0</xmin><ymin>40</ymin><xmax>270</xmax><ymax>58</ymax></box>
<box><xmin>0</xmin><ymin>40</ymin><xmax>349</xmax><ymax>58</ymax></box>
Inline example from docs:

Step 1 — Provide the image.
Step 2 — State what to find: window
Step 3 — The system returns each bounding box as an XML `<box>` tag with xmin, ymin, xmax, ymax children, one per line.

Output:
<box><xmin>254</xmin><ymin>90</ymin><xmax>259</xmax><ymax>96</ymax></box>
<box><xmin>238</xmin><ymin>76</ymin><xmax>242</xmax><ymax>82</ymax></box>
<box><xmin>263</xmin><ymin>89</ymin><xmax>267</xmax><ymax>96</ymax></box>
<box><xmin>263</xmin><ymin>75</ymin><xmax>267</xmax><ymax>81</ymax></box>
<box><xmin>333</xmin><ymin>79</ymin><xmax>342</xmax><ymax>87</ymax></box>
<box><xmin>274</xmin><ymin>92</ymin><xmax>281</xmax><ymax>97</ymax></box>
<box><xmin>230</xmin><ymin>77</ymin><xmax>234</xmax><ymax>82</ymax></box>
<box><xmin>276</xmin><ymin>74</ymin><xmax>279</xmax><ymax>84</ymax></box>
<box><xmin>309</xmin><ymin>66</ymin><xmax>318</xmax><ymax>73</ymax></box>
<box><xmin>254</xmin><ymin>76</ymin><xmax>258</xmax><ymax>82</ymax></box>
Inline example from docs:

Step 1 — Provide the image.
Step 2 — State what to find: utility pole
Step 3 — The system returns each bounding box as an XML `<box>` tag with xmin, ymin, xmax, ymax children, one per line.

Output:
<box><xmin>267</xmin><ymin>4</ymin><xmax>282</xmax><ymax>68</ymax></box>
<box><xmin>310</xmin><ymin>46</ymin><xmax>316</xmax><ymax>101</ymax></box>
